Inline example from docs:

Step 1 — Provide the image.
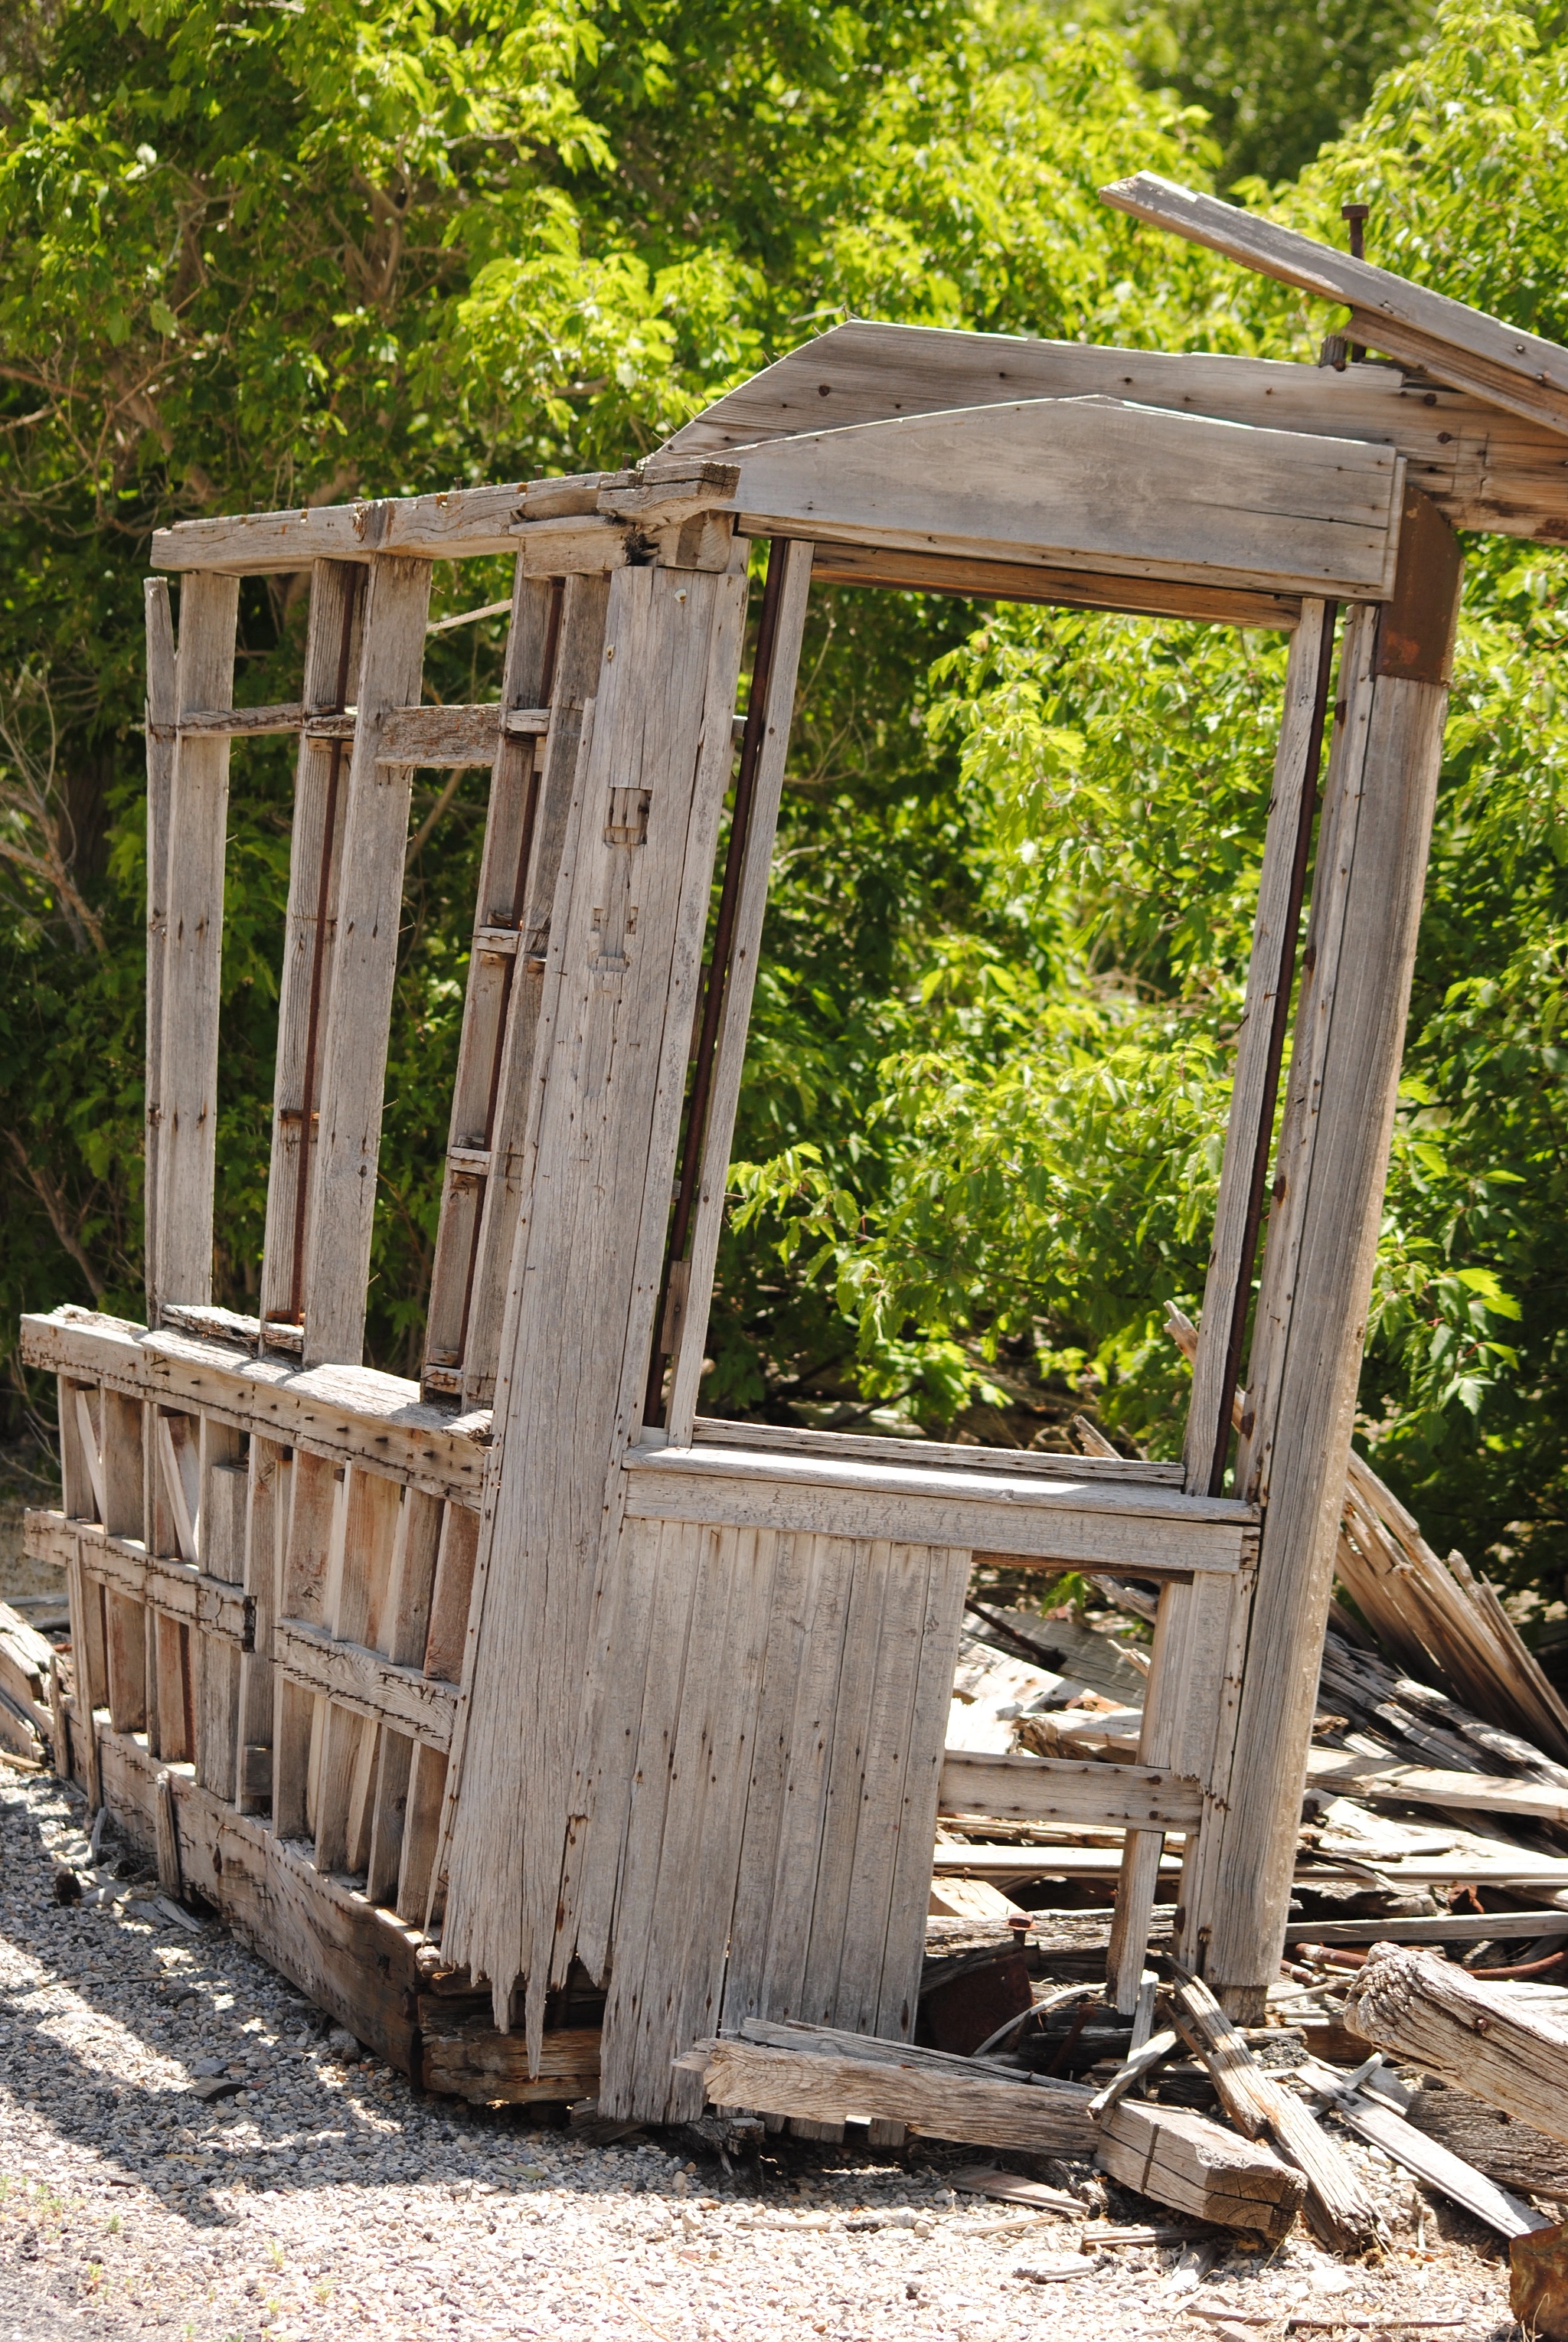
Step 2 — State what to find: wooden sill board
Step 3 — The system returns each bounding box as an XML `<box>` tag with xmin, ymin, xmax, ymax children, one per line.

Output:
<box><xmin>21</xmin><ymin>1307</ymin><xmax>489</xmax><ymax>1505</ymax></box>
<box><xmin>623</xmin><ymin>1440</ymin><xmax>1255</xmax><ymax>1576</ymax></box>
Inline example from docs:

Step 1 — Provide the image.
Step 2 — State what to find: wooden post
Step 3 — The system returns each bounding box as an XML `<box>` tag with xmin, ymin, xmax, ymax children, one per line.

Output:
<box><xmin>300</xmin><ymin>552</ymin><xmax>432</xmax><ymax>1367</ymax></box>
<box><xmin>153</xmin><ymin>571</ymin><xmax>240</xmax><ymax>1314</ymax></box>
<box><xmin>257</xmin><ymin>560</ymin><xmax>364</xmax><ymax>1340</ymax></box>
<box><xmin>437</xmin><ymin>553</ymin><xmax>750</xmax><ymax>2044</ymax></box>
<box><xmin>1187</xmin><ymin>491</ymin><xmax>1462</xmax><ymax>2016</ymax></box>
<box><xmin>1183</xmin><ymin>599</ymin><xmax>1332</xmax><ymax>1491</ymax></box>
<box><xmin>143</xmin><ymin>579</ymin><xmax>177</xmax><ymax>1321</ymax></box>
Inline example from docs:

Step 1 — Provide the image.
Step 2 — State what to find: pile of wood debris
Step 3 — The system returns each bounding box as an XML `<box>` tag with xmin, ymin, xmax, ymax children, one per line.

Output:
<box><xmin>681</xmin><ymin>1385</ymin><xmax>1568</xmax><ymax>2331</ymax></box>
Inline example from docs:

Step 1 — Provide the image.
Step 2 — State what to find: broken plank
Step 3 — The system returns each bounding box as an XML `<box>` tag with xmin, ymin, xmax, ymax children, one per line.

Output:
<box><xmin>1093</xmin><ymin>2097</ymin><xmax>1305</xmax><ymax>2240</ymax></box>
<box><xmin>1296</xmin><ymin>2055</ymin><xmax>1549</xmax><ymax>2239</ymax></box>
<box><xmin>1344</xmin><ymin>1942</ymin><xmax>1568</xmax><ymax>2144</ymax></box>
<box><xmin>690</xmin><ymin>2037</ymin><xmax>1094</xmax><ymax>2155</ymax></box>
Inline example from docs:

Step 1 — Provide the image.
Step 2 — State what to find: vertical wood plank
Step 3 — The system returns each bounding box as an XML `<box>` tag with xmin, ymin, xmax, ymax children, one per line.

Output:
<box><xmin>456</xmin><ymin>572</ymin><xmax>614</xmax><ymax>1407</ymax></box>
<box><xmin>155</xmin><ymin>571</ymin><xmax>240</xmax><ymax>1311</ymax></box>
<box><xmin>871</xmin><ymin>1543</ymin><xmax>972</xmax><ymax>2043</ymax></box>
<box><xmin>301</xmin><ymin>555</ymin><xmax>433</xmax><ymax>1366</ymax></box>
<box><xmin>438</xmin><ymin>557</ymin><xmax>752</xmax><ymax>2039</ymax></box>
<box><xmin>100</xmin><ymin>1389</ymin><xmax>148</xmax><ymax>1733</ymax></box>
<box><xmin>665</xmin><ymin>540</ymin><xmax>814</xmax><ymax>1442</ymax></box>
<box><xmin>1195</xmin><ymin>495</ymin><xmax>1462</xmax><ymax>2015</ymax></box>
<box><xmin>383</xmin><ymin>1488</ymin><xmax>443</xmax><ymax>1668</ymax></box>
<box><xmin>259</xmin><ymin>561</ymin><xmax>364</xmax><ymax>1334</ymax></box>
<box><xmin>396</xmin><ymin>1742</ymin><xmax>447</xmax><ymax>1926</ymax></box>
<box><xmin>236</xmin><ymin>1439</ymin><xmax>283</xmax><ymax>1814</ymax></box>
<box><xmin>143</xmin><ymin>578</ymin><xmax>178</xmax><ymax>1321</ymax></box>
<box><xmin>1184</xmin><ymin>601</ymin><xmax>1331</xmax><ymax>1491</ymax></box>
<box><xmin>367</xmin><ymin>1727</ymin><xmax>413</xmax><ymax>1906</ymax></box>
<box><xmin>423</xmin><ymin>1505</ymin><xmax>479</xmax><ymax>1681</ymax></box>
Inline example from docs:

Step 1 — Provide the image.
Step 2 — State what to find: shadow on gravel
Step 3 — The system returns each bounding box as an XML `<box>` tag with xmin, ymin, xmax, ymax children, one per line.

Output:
<box><xmin>0</xmin><ymin>1775</ymin><xmax>541</xmax><ymax>2232</ymax></box>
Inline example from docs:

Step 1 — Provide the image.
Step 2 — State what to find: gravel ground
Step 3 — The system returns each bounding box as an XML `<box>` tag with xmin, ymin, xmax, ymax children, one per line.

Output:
<box><xmin>0</xmin><ymin>1769</ymin><xmax>1525</xmax><ymax>2341</ymax></box>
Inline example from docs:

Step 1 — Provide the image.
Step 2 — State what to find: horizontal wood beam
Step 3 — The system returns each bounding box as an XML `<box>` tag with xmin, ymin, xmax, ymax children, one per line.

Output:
<box><xmin>1100</xmin><ymin>172</ymin><xmax>1568</xmax><ymax>442</ymax></box>
<box><xmin>939</xmin><ymin>1749</ymin><xmax>1203</xmax><ymax>1831</ymax></box>
<box><xmin>28</xmin><ymin>1511</ymin><xmax>248</xmax><ymax>1642</ymax></box>
<box><xmin>808</xmin><ymin>539</ymin><xmax>1302</xmax><ymax>629</ymax></box>
<box><xmin>686</xmin><ymin>2034</ymin><xmax>1095</xmax><ymax>2155</ymax></box>
<box><xmin>691</xmin><ymin>1415</ymin><xmax>1184</xmax><ymax>1486</ymax></box>
<box><xmin>1305</xmin><ymin>1746</ymin><xmax>1568</xmax><ymax>1827</ymax></box>
<box><xmin>624</xmin><ymin>1442</ymin><xmax>1256</xmax><ymax>1576</ymax></box>
<box><xmin>273</xmin><ymin>1617</ymin><xmax>456</xmax><ymax>1750</ymax></box>
<box><xmin>21</xmin><ymin>1309</ymin><xmax>490</xmax><ymax>1504</ymax></box>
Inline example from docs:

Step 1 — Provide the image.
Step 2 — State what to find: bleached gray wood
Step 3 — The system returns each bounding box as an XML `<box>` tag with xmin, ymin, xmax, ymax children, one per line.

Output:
<box><xmin>939</xmin><ymin>1751</ymin><xmax>1202</xmax><ymax>1831</ymax></box>
<box><xmin>1344</xmin><ymin>1945</ymin><xmax>1568</xmax><ymax>2149</ymax></box>
<box><xmin>312</xmin><ymin>1464</ymin><xmax>400</xmax><ymax>1870</ymax></box>
<box><xmin>439</xmin><ymin>558</ymin><xmax>750</xmax><ymax>2043</ymax></box>
<box><xmin>154</xmin><ymin>570</ymin><xmax>239</xmax><ymax>1314</ymax></box>
<box><xmin>795</xmin><ymin>1540</ymin><xmax>893</xmax><ymax>2030</ymax></box>
<box><xmin>1194</xmin><ymin>507</ymin><xmax>1464</xmax><ymax>2017</ymax></box>
<box><xmin>381</xmin><ymin>1486</ymin><xmax>443</xmax><ymax>1668</ymax></box>
<box><xmin>725</xmin><ymin>398</ymin><xmax>1403</xmax><ymax>602</ymax></box>
<box><xmin>599</xmin><ymin>1521</ymin><xmax>781</xmax><ymax>2122</ymax></box>
<box><xmin>143</xmin><ymin>579</ymin><xmax>178</xmax><ymax>1319</ymax></box>
<box><xmin>395</xmin><ymin>1740</ymin><xmax>447</xmax><ymax>1926</ymax></box>
<box><xmin>258</xmin><ymin>560</ymin><xmax>363</xmax><ymax>1334</ymax></box>
<box><xmin>274</xmin><ymin>1619</ymin><xmax>454</xmax><ymax>1747</ymax></box>
<box><xmin>172</xmin><ymin>703</ymin><xmax>307</xmax><ymax>737</ymax></box>
<box><xmin>694</xmin><ymin>2037</ymin><xmax>1094</xmax><ymax>2155</ymax></box>
<box><xmin>422</xmin><ymin>564</ymin><xmax>560</xmax><ymax>1392</ymax></box>
<box><xmin>1184</xmin><ymin>603</ymin><xmax>1329</xmax><ymax>1491</ymax></box>
<box><xmin>874</xmin><ymin>1544</ymin><xmax>972</xmax><ymax>2041</ymax></box>
<box><xmin>691</xmin><ymin>1414</ymin><xmax>1182</xmax><ymax>1485</ymax></box>
<box><xmin>235</xmin><ymin>1438</ymin><xmax>283</xmax><ymax>1811</ymax></box>
<box><xmin>20</xmin><ymin>1310</ymin><xmax>491</xmax><ymax>1507</ymax></box>
<box><xmin>300</xmin><ymin>556</ymin><xmax>433</xmax><ymax>1366</ymax></box>
<box><xmin>71</xmin><ymin>1387</ymin><xmax>106</xmax><ymax>1522</ymax></box>
<box><xmin>1100</xmin><ymin>171</ymin><xmax>1568</xmax><ymax>441</ymax></box>
<box><xmin>366</xmin><ymin>1726</ymin><xmax>413</xmax><ymax>1904</ymax></box>
<box><xmin>623</xmin><ymin>1440</ymin><xmax>1253</xmax><ymax>1574</ymax></box>
<box><xmin>661</xmin><ymin>317</ymin><xmax>1568</xmax><ymax>546</ymax></box>
<box><xmin>458</xmin><ymin>574</ymin><xmax>613</xmax><ymax>1407</ymax></box>
<box><xmin>151</xmin><ymin>484</ymin><xmax>524</xmax><ymax>573</ymax></box>
<box><xmin>725</xmin><ymin>1532</ymin><xmax>857</xmax><ymax>2030</ymax></box>
<box><xmin>665</xmin><ymin>540</ymin><xmax>813</xmax><ymax>1439</ymax></box>
<box><xmin>374</xmin><ymin>703</ymin><xmax>501</xmax><ymax>767</ymax></box>
<box><xmin>421</xmin><ymin>1504</ymin><xmax>479</xmax><ymax>1683</ymax></box>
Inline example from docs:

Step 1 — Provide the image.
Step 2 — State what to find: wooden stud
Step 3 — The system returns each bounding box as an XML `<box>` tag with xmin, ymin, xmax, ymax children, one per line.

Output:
<box><xmin>300</xmin><ymin>557</ymin><xmax>433</xmax><ymax>1366</ymax></box>
<box><xmin>1191</xmin><ymin>496</ymin><xmax>1463</xmax><ymax>2016</ymax></box>
<box><xmin>665</xmin><ymin>539</ymin><xmax>815</xmax><ymax>1442</ymax></box>
<box><xmin>144</xmin><ymin>577</ymin><xmax>177</xmax><ymax>1319</ymax></box>
<box><xmin>155</xmin><ymin>570</ymin><xmax>240</xmax><ymax>1313</ymax></box>
<box><xmin>259</xmin><ymin>561</ymin><xmax>364</xmax><ymax>1339</ymax></box>
<box><xmin>1184</xmin><ymin>601</ymin><xmax>1332</xmax><ymax>1494</ymax></box>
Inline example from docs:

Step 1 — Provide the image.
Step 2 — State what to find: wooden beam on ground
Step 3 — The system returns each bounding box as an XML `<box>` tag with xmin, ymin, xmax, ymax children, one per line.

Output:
<box><xmin>1161</xmin><ymin>1958</ymin><xmax>1382</xmax><ymax>2252</ymax></box>
<box><xmin>1184</xmin><ymin>493</ymin><xmax>1464</xmax><ymax>2019</ymax></box>
<box><xmin>727</xmin><ymin>397</ymin><xmax>1405</xmax><ymax>602</ymax></box>
<box><xmin>1344</xmin><ymin>1943</ymin><xmax>1568</xmax><ymax>2144</ymax></box>
<box><xmin>1093</xmin><ymin>2096</ymin><xmax>1305</xmax><ymax>2239</ymax></box>
<box><xmin>1100</xmin><ymin>171</ymin><xmax>1568</xmax><ymax>442</ymax></box>
<box><xmin>684</xmin><ymin>2033</ymin><xmax>1095</xmax><ymax>2154</ymax></box>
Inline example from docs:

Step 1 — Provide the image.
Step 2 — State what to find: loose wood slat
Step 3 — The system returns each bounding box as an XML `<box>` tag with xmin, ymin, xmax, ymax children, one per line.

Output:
<box><xmin>301</xmin><ymin>556</ymin><xmax>433</xmax><ymax>1367</ymax></box>
<box><xmin>143</xmin><ymin>579</ymin><xmax>178</xmax><ymax>1318</ymax></box>
<box><xmin>939</xmin><ymin>1751</ymin><xmax>1203</xmax><ymax>1831</ymax></box>
<box><xmin>155</xmin><ymin>571</ymin><xmax>240</xmax><ymax>1313</ymax></box>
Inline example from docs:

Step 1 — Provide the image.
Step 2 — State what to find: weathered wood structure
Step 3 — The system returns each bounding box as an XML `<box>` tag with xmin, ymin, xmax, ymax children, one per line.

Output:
<box><xmin>21</xmin><ymin>178</ymin><xmax>1568</xmax><ymax>2107</ymax></box>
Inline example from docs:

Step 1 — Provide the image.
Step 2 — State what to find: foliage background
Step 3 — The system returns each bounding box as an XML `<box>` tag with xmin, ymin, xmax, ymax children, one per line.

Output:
<box><xmin>6</xmin><ymin>0</ymin><xmax>1568</xmax><ymax>1639</ymax></box>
